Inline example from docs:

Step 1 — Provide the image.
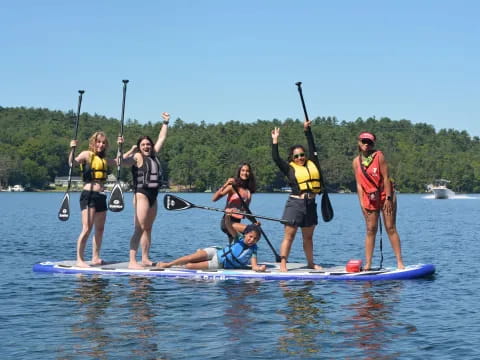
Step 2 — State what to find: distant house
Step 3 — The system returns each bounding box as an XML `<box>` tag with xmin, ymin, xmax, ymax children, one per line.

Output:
<box><xmin>53</xmin><ymin>175</ymin><xmax>130</xmax><ymax>191</ymax></box>
<box><xmin>54</xmin><ymin>176</ymin><xmax>83</xmax><ymax>189</ymax></box>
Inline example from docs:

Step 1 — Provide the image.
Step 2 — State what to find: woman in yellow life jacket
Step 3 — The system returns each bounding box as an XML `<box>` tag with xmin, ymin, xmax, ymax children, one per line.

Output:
<box><xmin>69</xmin><ymin>131</ymin><xmax>123</xmax><ymax>268</ymax></box>
<box><xmin>271</xmin><ymin>120</ymin><xmax>323</xmax><ymax>272</ymax></box>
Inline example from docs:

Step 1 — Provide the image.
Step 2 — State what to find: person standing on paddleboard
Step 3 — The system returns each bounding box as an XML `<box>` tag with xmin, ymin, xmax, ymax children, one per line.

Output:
<box><xmin>155</xmin><ymin>212</ymin><xmax>266</xmax><ymax>272</ymax></box>
<box><xmin>352</xmin><ymin>131</ymin><xmax>405</xmax><ymax>270</ymax></box>
<box><xmin>212</xmin><ymin>163</ymin><xmax>257</xmax><ymax>244</ymax></box>
<box><xmin>69</xmin><ymin>131</ymin><xmax>124</xmax><ymax>268</ymax></box>
<box><xmin>122</xmin><ymin>112</ymin><xmax>170</xmax><ymax>269</ymax></box>
<box><xmin>271</xmin><ymin>120</ymin><xmax>323</xmax><ymax>272</ymax></box>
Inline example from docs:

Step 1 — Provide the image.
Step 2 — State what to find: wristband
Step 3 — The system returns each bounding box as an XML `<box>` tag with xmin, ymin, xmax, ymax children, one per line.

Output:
<box><xmin>386</xmin><ymin>195</ymin><xmax>392</xmax><ymax>201</ymax></box>
<box><xmin>163</xmin><ymin>121</ymin><xmax>169</xmax><ymax>125</ymax></box>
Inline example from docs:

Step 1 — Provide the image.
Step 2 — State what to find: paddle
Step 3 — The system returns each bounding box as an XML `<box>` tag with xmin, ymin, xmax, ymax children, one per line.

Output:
<box><xmin>163</xmin><ymin>194</ymin><xmax>289</xmax><ymax>224</ymax></box>
<box><xmin>108</xmin><ymin>79</ymin><xmax>129</xmax><ymax>212</ymax></box>
<box><xmin>58</xmin><ymin>90</ymin><xmax>85</xmax><ymax>221</ymax></box>
<box><xmin>295</xmin><ymin>81</ymin><xmax>334</xmax><ymax>222</ymax></box>
<box><xmin>231</xmin><ymin>184</ymin><xmax>281</xmax><ymax>262</ymax></box>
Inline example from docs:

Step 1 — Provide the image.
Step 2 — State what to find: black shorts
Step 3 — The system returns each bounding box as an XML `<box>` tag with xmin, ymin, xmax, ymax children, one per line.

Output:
<box><xmin>282</xmin><ymin>196</ymin><xmax>318</xmax><ymax>227</ymax></box>
<box><xmin>80</xmin><ymin>190</ymin><xmax>107</xmax><ymax>212</ymax></box>
<box><xmin>135</xmin><ymin>187</ymin><xmax>159</xmax><ymax>208</ymax></box>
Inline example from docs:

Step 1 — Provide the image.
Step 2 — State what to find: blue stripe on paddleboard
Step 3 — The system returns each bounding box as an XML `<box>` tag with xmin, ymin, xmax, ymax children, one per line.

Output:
<box><xmin>32</xmin><ymin>262</ymin><xmax>435</xmax><ymax>281</ymax></box>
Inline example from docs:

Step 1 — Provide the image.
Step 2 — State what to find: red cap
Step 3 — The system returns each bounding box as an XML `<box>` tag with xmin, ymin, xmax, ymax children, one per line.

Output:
<box><xmin>358</xmin><ymin>132</ymin><xmax>376</xmax><ymax>142</ymax></box>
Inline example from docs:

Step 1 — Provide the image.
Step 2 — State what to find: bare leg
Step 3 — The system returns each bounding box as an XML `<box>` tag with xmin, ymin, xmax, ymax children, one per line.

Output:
<box><xmin>91</xmin><ymin>210</ymin><xmax>106</xmax><ymax>265</ymax></box>
<box><xmin>140</xmin><ymin>201</ymin><xmax>157</xmax><ymax>266</ymax></box>
<box><xmin>232</xmin><ymin>222</ymin><xmax>247</xmax><ymax>234</ymax></box>
<box><xmin>76</xmin><ymin>207</ymin><xmax>95</xmax><ymax>268</ymax></box>
<box><xmin>301</xmin><ymin>226</ymin><xmax>322</xmax><ymax>270</ymax></box>
<box><xmin>382</xmin><ymin>200</ymin><xmax>405</xmax><ymax>269</ymax></box>
<box><xmin>156</xmin><ymin>249</ymin><xmax>209</xmax><ymax>268</ymax></box>
<box><xmin>363</xmin><ymin>209</ymin><xmax>379</xmax><ymax>270</ymax></box>
<box><xmin>279</xmin><ymin>225</ymin><xmax>298</xmax><ymax>272</ymax></box>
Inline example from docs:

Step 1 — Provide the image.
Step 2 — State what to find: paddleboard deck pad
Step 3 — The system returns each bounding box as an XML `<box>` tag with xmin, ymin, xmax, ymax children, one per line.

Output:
<box><xmin>33</xmin><ymin>261</ymin><xmax>435</xmax><ymax>281</ymax></box>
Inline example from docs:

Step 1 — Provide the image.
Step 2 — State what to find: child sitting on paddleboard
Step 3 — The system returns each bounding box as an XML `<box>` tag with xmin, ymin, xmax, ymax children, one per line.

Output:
<box><xmin>156</xmin><ymin>213</ymin><xmax>266</xmax><ymax>272</ymax></box>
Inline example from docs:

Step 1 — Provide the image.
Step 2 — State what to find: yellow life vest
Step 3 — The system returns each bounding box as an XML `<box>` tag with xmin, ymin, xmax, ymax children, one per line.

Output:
<box><xmin>289</xmin><ymin>160</ymin><xmax>321</xmax><ymax>193</ymax></box>
<box><xmin>81</xmin><ymin>152</ymin><xmax>108</xmax><ymax>182</ymax></box>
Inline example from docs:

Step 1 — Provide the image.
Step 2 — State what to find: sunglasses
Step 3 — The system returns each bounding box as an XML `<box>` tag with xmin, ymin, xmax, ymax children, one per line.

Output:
<box><xmin>293</xmin><ymin>152</ymin><xmax>305</xmax><ymax>159</ymax></box>
<box><xmin>361</xmin><ymin>139</ymin><xmax>374</xmax><ymax>145</ymax></box>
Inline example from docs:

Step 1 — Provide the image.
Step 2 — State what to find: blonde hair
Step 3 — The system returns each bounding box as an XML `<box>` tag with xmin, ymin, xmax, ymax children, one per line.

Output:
<box><xmin>88</xmin><ymin>131</ymin><xmax>109</xmax><ymax>156</ymax></box>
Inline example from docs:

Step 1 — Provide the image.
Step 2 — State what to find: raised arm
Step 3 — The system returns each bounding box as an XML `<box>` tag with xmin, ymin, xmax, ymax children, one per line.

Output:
<box><xmin>212</xmin><ymin>177</ymin><xmax>234</xmax><ymax>202</ymax></box>
<box><xmin>122</xmin><ymin>144</ymin><xmax>138</xmax><ymax>166</ymax></box>
<box><xmin>154</xmin><ymin>112</ymin><xmax>170</xmax><ymax>153</ymax></box>
<box><xmin>69</xmin><ymin>140</ymin><xmax>88</xmax><ymax>167</ymax></box>
<box><xmin>271</xmin><ymin>127</ymin><xmax>290</xmax><ymax>174</ymax></box>
<box><xmin>304</xmin><ymin>120</ymin><xmax>318</xmax><ymax>160</ymax></box>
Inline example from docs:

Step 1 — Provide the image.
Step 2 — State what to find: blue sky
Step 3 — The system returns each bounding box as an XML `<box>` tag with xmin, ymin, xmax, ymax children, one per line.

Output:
<box><xmin>2</xmin><ymin>1</ymin><xmax>479</xmax><ymax>136</ymax></box>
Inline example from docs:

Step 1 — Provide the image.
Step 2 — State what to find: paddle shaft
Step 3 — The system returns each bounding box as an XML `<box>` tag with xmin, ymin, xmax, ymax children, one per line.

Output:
<box><xmin>231</xmin><ymin>184</ymin><xmax>281</xmax><ymax>262</ymax></box>
<box><xmin>116</xmin><ymin>80</ymin><xmax>129</xmax><ymax>178</ymax></box>
<box><xmin>193</xmin><ymin>203</ymin><xmax>288</xmax><ymax>224</ymax></box>
<box><xmin>66</xmin><ymin>90</ymin><xmax>84</xmax><ymax>191</ymax></box>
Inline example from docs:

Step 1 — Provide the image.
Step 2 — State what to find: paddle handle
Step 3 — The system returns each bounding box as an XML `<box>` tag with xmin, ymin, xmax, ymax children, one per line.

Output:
<box><xmin>295</xmin><ymin>82</ymin><xmax>309</xmax><ymax>121</ymax></box>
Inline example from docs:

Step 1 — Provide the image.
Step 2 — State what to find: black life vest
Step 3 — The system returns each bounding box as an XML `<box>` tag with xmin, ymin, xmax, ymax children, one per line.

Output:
<box><xmin>132</xmin><ymin>155</ymin><xmax>162</xmax><ymax>189</ymax></box>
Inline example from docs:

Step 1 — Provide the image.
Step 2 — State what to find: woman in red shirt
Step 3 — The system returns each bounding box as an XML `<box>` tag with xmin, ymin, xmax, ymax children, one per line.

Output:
<box><xmin>352</xmin><ymin>132</ymin><xmax>405</xmax><ymax>270</ymax></box>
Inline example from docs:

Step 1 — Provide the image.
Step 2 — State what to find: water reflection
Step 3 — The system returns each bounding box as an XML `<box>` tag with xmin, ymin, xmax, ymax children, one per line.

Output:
<box><xmin>67</xmin><ymin>275</ymin><xmax>112</xmax><ymax>360</ymax></box>
<box><xmin>276</xmin><ymin>281</ymin><xmax>330</xmax><ymax>358</ymax></box>
<box><xmin>123</xmin><ymin>276</ymin><xmax>162</xmax><ymax>359</ymax></box>
<box><xmin>220</xmin><ymin>280</ymin><xmax>262</xmax><ymax>341</ymax></box>
<box><xmin>343</xmin><ymin>282</ymin><xmax>415</xmax><ymax>359</ymax></box>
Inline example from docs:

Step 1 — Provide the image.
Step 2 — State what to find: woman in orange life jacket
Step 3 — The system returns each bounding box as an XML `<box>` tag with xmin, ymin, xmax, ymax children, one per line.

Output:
<box><xmin>352</xmin><ymin>131</ymin><xmax>405</xmax><ymax>270</ymax></box>
<box><xmin>69</xmin><ymin>132</ymin><xmax>124</xmax><ymax>268</ymax></box>
<box><xmin>271</xmin><ymin>120</ymin><xmax>323</xmax><ymax>272</ymax></box>
<box><xmin>122</xmin><ymin>112</ymin><xmax>170</xmax><ymax>269</ymax></box>
<box><xmin>212</xmin><ymin>163</ymin><xmax>257</xmax><ymax>244</ymax></box>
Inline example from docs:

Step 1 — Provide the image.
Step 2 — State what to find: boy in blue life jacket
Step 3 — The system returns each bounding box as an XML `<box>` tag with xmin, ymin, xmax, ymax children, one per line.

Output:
<box><xmin>156</xmin><ymin>212</ymin><xmax>266</xmax><ymax>272</ymax></box>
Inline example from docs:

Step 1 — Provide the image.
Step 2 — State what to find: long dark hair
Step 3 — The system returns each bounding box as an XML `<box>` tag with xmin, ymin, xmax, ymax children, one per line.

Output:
<box><xmin>136</xmin><ymin>136</ymin><xmax>156</xmax><ymax>158</ymax></box>
<box><xmin>287</xmin><ymin>144</ymin><xmax>306</xmax><ymax>162</ymax></box>
<box><xmin>234</xmin><ymin>162</ymin><xmax>256</xmax><ymax>193</ymax></box>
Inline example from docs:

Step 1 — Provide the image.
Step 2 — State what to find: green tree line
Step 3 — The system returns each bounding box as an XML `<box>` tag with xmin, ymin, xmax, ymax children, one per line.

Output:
<box><xmin>1</xmin><ymin>106</ymin><xmax>480</xmax><ymax>192</ymax></box>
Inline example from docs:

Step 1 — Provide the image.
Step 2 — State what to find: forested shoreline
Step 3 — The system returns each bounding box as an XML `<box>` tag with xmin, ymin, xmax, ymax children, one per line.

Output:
<box><xmin>1</xmin><ymin>106</ymin><xmax>480</xmax><ymax>193</ymax></box>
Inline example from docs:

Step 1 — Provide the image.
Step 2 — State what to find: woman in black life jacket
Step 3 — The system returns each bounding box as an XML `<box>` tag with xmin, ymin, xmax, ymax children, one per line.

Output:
<box><xmin>123</xmin><ymin>112</ymin><xmax>170</xmax><ymax>269</ymax></box>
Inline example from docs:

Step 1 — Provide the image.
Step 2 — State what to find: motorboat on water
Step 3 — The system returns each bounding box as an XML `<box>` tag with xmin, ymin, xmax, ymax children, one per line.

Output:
<box><xmin>428</xmin><ymin>179</ymin><xmax>454</xmax><ymax>199</ymax></box>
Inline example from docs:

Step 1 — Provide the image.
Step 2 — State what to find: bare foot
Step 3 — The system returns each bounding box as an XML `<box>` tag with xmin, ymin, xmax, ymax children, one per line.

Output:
<box><xmin>279</xmin><ymin>264</ymin><xmax>288</xmax><ymax>272</ymax></box>
<box><xmin>76</xmin><ymin>260</ymin><xmax>90</xmax><ymax>268</ymax></box>
<box><xmin>156</xmin><ymin>262</ymin><xmax>170</xmax><ymax>269</ymax></box>
<box><xmin>308</xmin><ymin>264</ymin><xmax>323</xmax><ymax>270</ymax></box>
<box><xmin>128</xmin><ymin>262</ymin><xmax>145</xmax><ymax>270</ymax></box>
<box><xmin>142</xmin><ymin>260</ymin><xmax>156</xmax><ymax>267</ymax></box>
<box><xmin>90</xmin><ymin>258</ymin><xmax>105</xmax><ymax>266</ymax></box>
<box><xmin>397</xmin><ymin>262</ymin><xmax>405</xmax><ymax>270</ymax></box>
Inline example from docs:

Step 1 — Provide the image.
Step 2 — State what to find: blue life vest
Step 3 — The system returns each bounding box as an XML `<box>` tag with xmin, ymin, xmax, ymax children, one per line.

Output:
<box><xmin>217</xmin><ymin>235</ymin><xmax>257</xmax><ymax>269</ymax></box>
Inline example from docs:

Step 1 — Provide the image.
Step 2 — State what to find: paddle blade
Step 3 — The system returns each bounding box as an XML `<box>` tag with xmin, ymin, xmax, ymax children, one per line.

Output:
<box><xmin>108</xmin><ymin>184</ymin><xmax>124</xmax><ymax>212</ymax></box>
<box><xmin>163</xmin><ymin>194</ymin><xmax>193</xmax><ymax>211</ymax></box>
<box><xmin>321</xmin><ymin>192</ymin><xmax>334</xmax><ymax>222</ymax></box>
<box><xmin>58</xmin><ymin>193</ymin><xmax>70</xmax><ymax>221</ymax></box>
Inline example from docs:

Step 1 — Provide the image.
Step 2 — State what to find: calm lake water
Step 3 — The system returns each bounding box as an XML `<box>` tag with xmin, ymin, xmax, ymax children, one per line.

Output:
<box><xmin>0</xmin><ymin>192</ymin><xmax>479</xmax><ymax>359</ymax></box>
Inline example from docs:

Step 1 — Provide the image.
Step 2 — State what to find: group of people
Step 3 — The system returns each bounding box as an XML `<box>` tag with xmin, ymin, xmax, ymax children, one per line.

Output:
<box><xmin>68</xmin><ymin>115</ymin><xmax>405</xmax><ymax>272</ymax></box>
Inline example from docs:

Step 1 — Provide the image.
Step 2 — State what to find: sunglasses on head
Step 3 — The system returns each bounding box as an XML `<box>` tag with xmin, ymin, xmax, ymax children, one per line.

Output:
<box><xmin>293</xmin><ymin>152</ymin><xmax>305</xmax><ymax>159</ymax></box>
<box><xmin>361</xmin><ymin>139</ymin><xmax>374</xmax><ymax>145</ymax></box>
